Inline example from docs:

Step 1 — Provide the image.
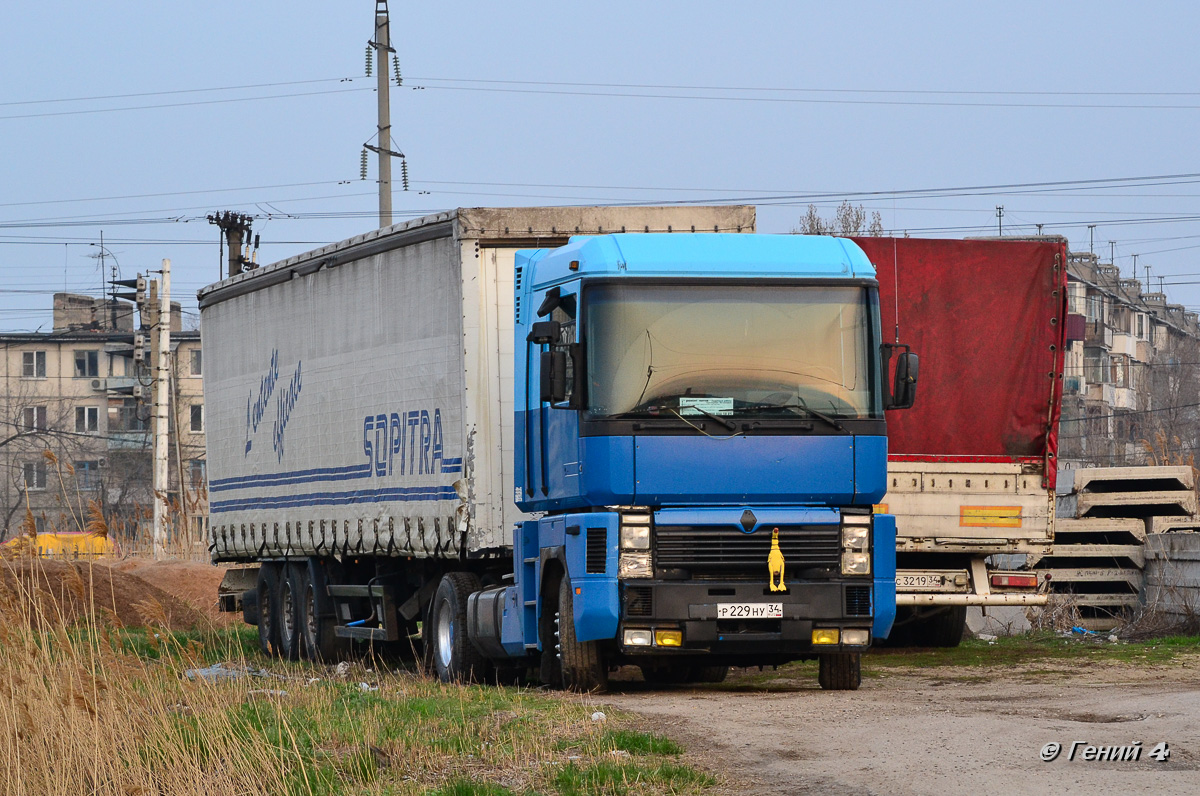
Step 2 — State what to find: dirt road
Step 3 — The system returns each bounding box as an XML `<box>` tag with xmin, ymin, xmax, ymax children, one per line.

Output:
<box><xmin>605</xmin><ymin>656</ymin><xmax>1200</xmax><ymax>795</ymax></box>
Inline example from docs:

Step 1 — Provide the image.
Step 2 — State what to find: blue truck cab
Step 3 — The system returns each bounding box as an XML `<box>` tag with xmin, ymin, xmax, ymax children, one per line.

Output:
<box><xmin>467</xmin><ymin>233</ymin><xmax>916</xmax><ymax>691</ymax></box>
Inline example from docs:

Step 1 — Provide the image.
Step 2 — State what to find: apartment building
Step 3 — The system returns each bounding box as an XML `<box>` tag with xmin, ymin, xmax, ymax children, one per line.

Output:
<box><xmin>1061</xmin><ymin>253</ymin><xmax>1200</xmax><ymax>468</ymax></box>
<box><xmin>0</xmin><ymin>293</ymin><xmax>206</xmax><ymax>546</ymax></box>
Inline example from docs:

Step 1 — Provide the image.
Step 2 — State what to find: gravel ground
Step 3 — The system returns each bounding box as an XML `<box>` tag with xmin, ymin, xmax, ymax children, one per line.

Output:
<box><xmin>604</xmin><ymin>655</ymin><xmax>1200</xmax><ymax>795</ymax></box>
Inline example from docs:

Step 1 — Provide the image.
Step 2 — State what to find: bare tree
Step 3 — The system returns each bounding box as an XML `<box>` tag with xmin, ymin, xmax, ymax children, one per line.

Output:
<box><xmin>795</xmin><ymin>201</ymin><xmax>884</xmax><ymax>237</ymax></box>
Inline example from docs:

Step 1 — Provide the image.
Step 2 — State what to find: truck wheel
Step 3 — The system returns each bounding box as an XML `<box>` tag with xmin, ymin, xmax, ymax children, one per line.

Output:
<box><xmin>301</xmin><ymin>561</ymin><xmax>348</xmax><ymax>663</ymax></box>
<box><xmin>277</xmin><ymin>564</ymin><xmax>306</xmax><ymax>661</ymax></box>
<box><xmin>429</xmin><ymin>572</ymin><xmax>490</xmax><ymax>683</ymax></box>
<box><xmin>818</xmin><ymin>652</ymin><xmax>861</xmax><ymax>691</ymax></box>
<box><xmin>256</xmin><ymin>564</ymin><xmax>280</xmax><ymax>657</ymax></box>
<box><xmin>558</xmin><ymin>578</ymin><xmax>607</xmax><ymax>693</ymax></box>
<box><xmin>640</xmin><ymin>665</ymin><xmax>693</xmax><ymax>685</ymax></box>
<box><xmin>915</xmin><ymin>606</ymin><xmax>967</xmax><ymax>648</ymax></box>
<box><xmin>688</xmin><ymin>665</ymin><xmax>729</xmax><ymax>684</ymax></box>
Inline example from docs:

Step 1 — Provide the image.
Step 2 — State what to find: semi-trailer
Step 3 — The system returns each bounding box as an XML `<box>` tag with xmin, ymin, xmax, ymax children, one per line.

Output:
<box><xmin>854</xmin><ymin>236</ymin><xmax>1067</xmax><ymax>645</ymax></box>
<box><xmin>202</xmin><ymin>206</ymin><xmax>918</xmax><ymax>690</ymax></box>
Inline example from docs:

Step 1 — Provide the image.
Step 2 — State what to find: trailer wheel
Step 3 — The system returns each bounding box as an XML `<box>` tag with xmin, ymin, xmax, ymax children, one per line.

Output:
<box><xmin>818</xmin><ymin>652</ymin><xmax>861</xmax><ymax>691</ymax></box>
<box><xmin>429</xmin><ymin>572</ymin><xmax>489</xmax><ymax>683</ymax></box>
<box><xmin>913</xmin><ymin>606</ymin><xmax>967</xmax><ymax>648</ymax></box>
<box><xmin>255</xmin><ymin>564</ymin><xmax>281</xmax><ymax>657</ymax></box>
<box><xmin>277</xmin><ymin>564</ymin><xmax>306</xmax><ymax>661</ymax></box>
<box><xmin>558</xmin><ymin>578</ymin><xmax>608</xmax><ymax>693</ymax></box>
<box><xmin>301</xmin><ymin>561</ymin><xmax>348</xmax><ymax>663</ymax></box>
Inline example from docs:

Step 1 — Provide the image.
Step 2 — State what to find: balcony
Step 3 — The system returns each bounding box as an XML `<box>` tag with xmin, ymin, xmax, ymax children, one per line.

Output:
<box><xmin>1083</xmin><ymin>320</ymin><xmax>1114</xmax><ymax>348</ymax></box>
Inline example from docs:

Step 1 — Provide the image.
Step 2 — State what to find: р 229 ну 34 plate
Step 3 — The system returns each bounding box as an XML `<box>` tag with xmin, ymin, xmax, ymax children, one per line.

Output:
<box><xmin>716</xmin><ymin>602</ymin><xmax>783</xmax><ymax>619</ymax></box>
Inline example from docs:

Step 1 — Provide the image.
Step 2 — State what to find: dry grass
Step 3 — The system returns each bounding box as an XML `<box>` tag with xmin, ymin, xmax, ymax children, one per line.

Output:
<box><xmin>0</xmin><ymin>558</ymin><xmax>712</xmax><ymax>796</ymax></box>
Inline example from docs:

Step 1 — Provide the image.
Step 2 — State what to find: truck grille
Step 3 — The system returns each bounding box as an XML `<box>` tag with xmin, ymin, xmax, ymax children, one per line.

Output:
<box><xmin>845</xmin><ymin>585</ymin><xmax>872</xmax><ymax>617</ymax></box>
<box><xmin>655</xmin><ymin>524</ymin><xmax>840</xmax><ymax>576</ymax></box>
<box><xmin>624</xmin><ymin>585</ymin><xmax>653</xmax><ymax>616</ymax></box>
<box><xmin>586</xmin><ymin>527</ymin><xmax>607</xmax><ymax>574</ymax></box>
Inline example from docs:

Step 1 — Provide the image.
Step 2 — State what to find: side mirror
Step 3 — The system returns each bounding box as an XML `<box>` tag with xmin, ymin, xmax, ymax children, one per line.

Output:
<box><xmin>540</xmin><ymin>350</ymin><xmax>567</xmax><ymax>404</ymax></box>
<box><xmin>527</xmin><ymin>320</ymin><xmax>561</xmax><ymax>345</ymax></box>
<box><xmin>883</xmin><ymin>345</ymin><xmax>919</xmax><ymax>410</ymax></box>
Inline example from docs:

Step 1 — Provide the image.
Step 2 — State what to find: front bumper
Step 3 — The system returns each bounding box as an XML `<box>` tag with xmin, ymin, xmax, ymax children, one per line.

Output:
<box><xmin>618</xmin><ymin>579</ymin><xmax>872</xmax><ymax>661</ymax></box>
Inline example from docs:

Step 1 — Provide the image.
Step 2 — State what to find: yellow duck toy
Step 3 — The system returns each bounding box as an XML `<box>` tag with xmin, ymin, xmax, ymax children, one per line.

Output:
<box><xmin>768</xmin><ymin>527</ymin><xmax>786</xmax><ymax>592</ymax></box>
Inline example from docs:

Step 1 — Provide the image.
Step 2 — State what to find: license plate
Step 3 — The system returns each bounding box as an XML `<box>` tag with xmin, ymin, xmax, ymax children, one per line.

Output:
<box><xmin>716</xmin><ymin>602</ymin><xmax>783</xmax><ymax>619</ymax></box>
<box><xmin>897</xmin><ymin>572</ymin><xmax>947</xmax><ymax>590</ymax></box>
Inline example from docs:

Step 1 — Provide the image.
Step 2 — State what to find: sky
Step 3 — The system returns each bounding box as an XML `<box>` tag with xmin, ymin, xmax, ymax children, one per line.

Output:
<box><xmin>4</xmin><ymin>1</ymin><xmax>1200</xmax><ymax>331</ymax></box>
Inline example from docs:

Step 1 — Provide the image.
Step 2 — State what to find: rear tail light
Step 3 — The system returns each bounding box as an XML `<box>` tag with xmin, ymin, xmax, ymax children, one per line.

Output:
<box><xmin>990</xmin><ymin>573</ymin><xmax>1039</xmax><ymax>589</ymax></box>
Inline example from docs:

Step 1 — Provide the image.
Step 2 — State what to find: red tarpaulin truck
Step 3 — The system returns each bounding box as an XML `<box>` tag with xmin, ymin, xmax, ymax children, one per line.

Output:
<box><xmin>853</xmin><ymin>236</ymin><xmax>1067</xmax><ymax>645</ymax></box>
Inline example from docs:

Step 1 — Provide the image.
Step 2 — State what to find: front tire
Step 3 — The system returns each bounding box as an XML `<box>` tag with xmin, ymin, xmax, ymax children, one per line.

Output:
<box><xmin>558</xmin><ymin>578</ymin><xmax>607</xmax><ymax>693</ymax></box>
<box><xmin>818</xmin><ymin>652</ymin><xmax>861</xmax><ymax>691</ymax></box>
<box><xmin>429</xmin><ymin>572</ymin><xmax>489</xmax><ymax>683</ymax></box>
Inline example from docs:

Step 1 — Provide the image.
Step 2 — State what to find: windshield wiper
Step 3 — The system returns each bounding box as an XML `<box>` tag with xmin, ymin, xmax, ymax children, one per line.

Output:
<box><xmin>739</xmin><ymin>402</ymin><xmax>846</xmax><ymax>432</ymax></box>
<box><xmin>674</xmin><ymin>405</ymin><xmax>737</xmax><ymax>432</ymax></box>
<box><xmin>614</xmin><ymin>402</ymin><xmax>738</xmax><ymax>432</ymax></box>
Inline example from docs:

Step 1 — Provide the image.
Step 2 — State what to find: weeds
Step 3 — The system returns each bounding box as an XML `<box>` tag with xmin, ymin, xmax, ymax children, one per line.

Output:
<box><xmin>0</xmin><ymin>557</ymin><xmax>711</xmax><ymax>795</ymax></box>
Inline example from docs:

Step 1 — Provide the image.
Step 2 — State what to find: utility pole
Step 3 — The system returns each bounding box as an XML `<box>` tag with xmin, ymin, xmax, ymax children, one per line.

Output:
<box><xmin>152</xmin><ymin>258</ymin><xmax>171</xmax><ymax>559</ymax></box>
<box><xmin>1088</xmin><ymin>225</ymin><xmax>1096</xmax><ymax>254</ymax></box>
<box><xmin>374</xmin><ymin>1</ymin><xmax>393</xmax><ymax>228</ymax></box>
<box><xmin>1109</xmin><ymin>241</ymin><xmax>1116</xmax><ymax>267</ymax></box>
<box><xmin>995</xmin><ymin>206</ymin><xmax>1004</xmax><ymax>236</ymax></box>
<box><xmin>207</xmin><ymin>211</ymin><xmax>255</xmax><ymax>279</ymax></box>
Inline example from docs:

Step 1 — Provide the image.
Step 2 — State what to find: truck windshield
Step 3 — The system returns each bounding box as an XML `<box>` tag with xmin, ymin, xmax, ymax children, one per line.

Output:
<box><xmin>585</xmin><ymin>283</ymin><xmax>881</xmax><ymax>419</ymax></box>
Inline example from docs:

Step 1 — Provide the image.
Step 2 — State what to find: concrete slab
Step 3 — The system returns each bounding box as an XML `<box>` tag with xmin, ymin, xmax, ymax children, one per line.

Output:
<box><xmin>1077</xmin><ymin>489</ymin><xmax>1197</xmax><ymax>519</ymax></box>
<box><xmin>1035</xmin><ymin>544</ymin><xmax>1145</xmax><ymax>568</ymax></box>
<box><xmin>1054</xmin><ymin>517</ymin><xmax>1146</xmax><ymax>544</ymax></box>
<box><xmin>1072</xmin><ymin>465</ymin><xmax>1194</xmax><ymax>493</ymax></box>
<box><xmin>1148</xmin><ymin>516</ymin><xmax>1200</xmax><ymax>535</ymax></box>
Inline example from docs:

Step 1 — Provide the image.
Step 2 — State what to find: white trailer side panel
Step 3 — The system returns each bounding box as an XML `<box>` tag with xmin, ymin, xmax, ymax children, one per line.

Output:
<box><xmin>204</xmin><ymin>234</ymin><xmax>470</xmax><ymax>560</ymax></box>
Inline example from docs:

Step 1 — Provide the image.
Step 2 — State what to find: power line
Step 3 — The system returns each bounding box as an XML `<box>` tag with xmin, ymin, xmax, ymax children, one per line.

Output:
<box><xmin>0</xmin><ymin>86</ymin><xmax>373</xmax><ymax>122</ymax></box>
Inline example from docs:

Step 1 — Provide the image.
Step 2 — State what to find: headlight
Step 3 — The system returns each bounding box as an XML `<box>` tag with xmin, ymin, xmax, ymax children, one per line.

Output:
<box><xmin>620</xmin><ymin>523</ymin><xmax>650</xmax><ymax>550</ymax></box>
<box><xmin>812</xmin><ymin>628</ymin><xmax>840</xmax><ymax>645</ymax></box>
<box><xmin>619</xmin><ymin>552</ymin><xmax>652</xmax><ymax>578</ymax></box>
<box><xmin>842</xmin><ymin>629</ymin><xmax>870</xmax><ymax>646</ymax></box>
<box><xmin>842</xmin><ymin>551</ymin><xmax>871</xmax><ymax>575</ymax></box>
<box><xmin>623</xmin><ymin>629</ymin><xmax>653</xmax><ymax>646</ymax></box>
<box><xmin>841</xmin><ymin>524</ymin><xmax>870</xmax><ymax>551</ymax></box>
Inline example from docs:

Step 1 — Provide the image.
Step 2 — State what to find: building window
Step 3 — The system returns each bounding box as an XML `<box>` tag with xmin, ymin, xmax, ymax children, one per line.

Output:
<box><xmin>75</xmin><ymin>406</ymin><xmax>99</xmax><ymax>433</ymax></box>
<box><xmin>23</xmin><ymin>461</ymin><xmax>47</xmax><ymax>491</ymax></box>
<box><xmin>111</xmin><ymin>398</ymin><xmax>146</xmax><ymax>432</ymax></box>
<box><xmin>187</xmin><ymin>458</ymin><xmax>207</xmax><ymax>486</ymax></box>
<box><xmin>1136</xmin><ymin>313</ymin><xmax>1146</xmax><ymax>340</ymax></box>
<box><xmin>190</xmin><ymin>349</ymin><xmax>202</xmax><ymax>377</ymax></box>
<box><xmin>22</xmin><ymin>351</ymin><xmax>46</xmax><ymax>378</ymax></box>
<box><xmin>190</xmin><ymin>404</ymin><xmax>204</xmax><ymax>433</ymax></box>
<box><xmin>74</xmin><ymin>350</ymin><xmax>99</xmax><ymax>378</ymax></box>
<box><xmin>76</xmin><ymin>460</ymin><xmax>101</xmax><ymax>491</ymax></box>
<box><xmin>20</xmin><ymin>406</ymin><xmax>47</xmax><ymax>432</ymax></box>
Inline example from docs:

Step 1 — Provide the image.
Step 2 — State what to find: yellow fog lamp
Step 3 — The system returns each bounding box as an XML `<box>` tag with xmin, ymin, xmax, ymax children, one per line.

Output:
<box><xmin>812</xmin><ymin>628</ymin><xmax>840</xmax><ymax>645</ymax></box>
<box><xmin>654</xmin><ymin>629</ymin><xmax>683</xmax><ymax>647</ymax></box>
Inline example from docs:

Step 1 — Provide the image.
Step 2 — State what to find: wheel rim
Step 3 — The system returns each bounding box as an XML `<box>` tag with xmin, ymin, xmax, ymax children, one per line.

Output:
<box><xmin>436</xmin><ymin>600</ymin><xmax>454</xmax><ymax>670</ymax></box>
<box><xmin>281</xmin><ymin>580</ymin><xmax>296</xmax><ymax>643</ymax></box>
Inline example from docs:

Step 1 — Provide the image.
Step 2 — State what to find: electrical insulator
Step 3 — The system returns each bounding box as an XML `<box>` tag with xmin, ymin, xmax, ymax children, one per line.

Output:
<box><xmin>393</xmin><ymin>56</ymin><xmax>402</xmax><ymax>87</ymax></box>
<box><xmin>400</xmin><ymin>158</ymin><xmax>409</xmax><ymax>191</ymax></box>
<box><xmin>360</xmin><ymin>149</ymin><xmax>368</xmax><ymax>180</ymax></box>
<box><xmin>365</xmin><ymin>44</ymin><xmax>373</xmax><ymax>77</ymax></box>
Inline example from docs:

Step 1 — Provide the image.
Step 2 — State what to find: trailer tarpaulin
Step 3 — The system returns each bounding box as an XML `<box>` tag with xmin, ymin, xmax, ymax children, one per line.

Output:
<box><xmin>853</xmin><ymin>237</ymin><xmax>1067</xmax><ymax>487</ymax></box>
